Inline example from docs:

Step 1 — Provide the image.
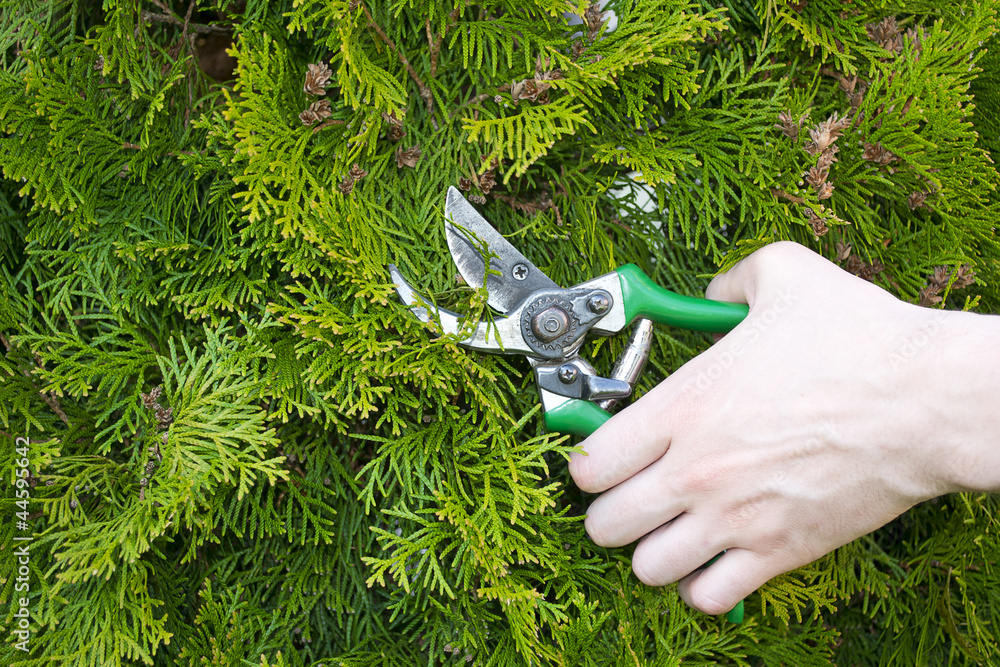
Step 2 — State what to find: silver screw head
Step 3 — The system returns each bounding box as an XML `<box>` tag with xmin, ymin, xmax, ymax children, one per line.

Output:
<box><xmin>511</xmin><ymin>263</ymin><xmax>529</xmax><ymax>280</ymax></box>
<box><xmin>557</xmin><ymin>364</ymin><xmax>577</xmax><ymax>384</ymax></box>
<box><xmin>587</xmin><ymin>294</ymin><xmax>610</xmax><ymax>314</ymax></box>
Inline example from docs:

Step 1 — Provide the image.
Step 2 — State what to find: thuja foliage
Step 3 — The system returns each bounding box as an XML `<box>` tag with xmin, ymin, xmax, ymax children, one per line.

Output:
<box><xmin>1</xmin><ymin>0</ymin><xmax>998</xmax><ymax>665</ymax></box>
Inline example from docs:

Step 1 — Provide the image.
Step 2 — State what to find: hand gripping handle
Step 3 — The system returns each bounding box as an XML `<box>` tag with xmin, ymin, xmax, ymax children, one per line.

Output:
<box><xmin>544</xmin><ymin>265</ymin><xmax>748</xmax><ymax>624</ymax></box>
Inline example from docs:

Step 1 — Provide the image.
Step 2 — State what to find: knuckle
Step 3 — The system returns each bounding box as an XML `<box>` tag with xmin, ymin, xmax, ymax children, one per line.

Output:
<box><xmin>758</xmin><ymin>240</ymin><xmax>805</xmax><ymax>260</ymax></box>
<box><xmin>746</xmin><ymin>240</ymin><xmax>805</xmax><ymax>275</ymax></box>
<box><xmin>723</xmin><ymin>501</ymin><xmax>763</xmax><ymax>532</ymax></box>
<box><xmin>752</xmin><ymin>522</ymin><xmax>787</xmax><ymax>551</ymax></box>
<box><xmin>670</xmin><ymin>460</ymin><xmax>723</xmax><ymax>498</ymax></box>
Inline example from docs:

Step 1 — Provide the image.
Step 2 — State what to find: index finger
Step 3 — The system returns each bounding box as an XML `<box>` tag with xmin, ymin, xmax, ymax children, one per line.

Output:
<box><xmin>567</xmin><ymin>382</ymin><xmax>677</xmax><ymax>493</ymax></box>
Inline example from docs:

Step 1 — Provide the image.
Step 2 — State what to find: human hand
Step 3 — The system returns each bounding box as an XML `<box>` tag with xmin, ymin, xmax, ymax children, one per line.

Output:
<box><xmin>569</xmin><ymin>241</ymin><xmax>1000</xmax><ymax>615</ymax></box>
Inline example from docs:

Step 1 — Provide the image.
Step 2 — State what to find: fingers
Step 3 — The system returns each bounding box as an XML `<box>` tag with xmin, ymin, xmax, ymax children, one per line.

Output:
<box><xmin>678</xmin><ymin>548</ymin><xmax>781</xmax><ymax>616</ymax></box>
<box><xmin>630</xmin><ymin>513</ymin><xmax>731</xmax><ymax>587</ymax></box>
<box><xmin>583</xmin><ymin>456</ymin><xmax>687</xmax><ymax>547</ymax></box>
<box><xmin>567</xmin><ymin>390</ymin><xmax>675</xmax><ymax>493</ymax></box>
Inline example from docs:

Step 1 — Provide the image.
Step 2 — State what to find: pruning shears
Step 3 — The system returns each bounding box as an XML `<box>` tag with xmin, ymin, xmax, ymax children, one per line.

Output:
<box><xmin>389</xmin><ymin>187</ymin><xmax>749</xmax><ymax>623</ymax></box>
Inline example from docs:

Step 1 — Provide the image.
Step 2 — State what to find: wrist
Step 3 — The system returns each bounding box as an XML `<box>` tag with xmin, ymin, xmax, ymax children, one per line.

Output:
<box><xmin>911</xmin><ymin>306</ymin><xmax>1000</xmax><ymax>494</ymax></box>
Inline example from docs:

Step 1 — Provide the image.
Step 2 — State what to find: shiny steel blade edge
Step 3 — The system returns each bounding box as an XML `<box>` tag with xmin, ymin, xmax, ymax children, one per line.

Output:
<box><xmin>443</xmin><ymin>186</ymin><xmax>560</xmax><ymax>313</ymax></box>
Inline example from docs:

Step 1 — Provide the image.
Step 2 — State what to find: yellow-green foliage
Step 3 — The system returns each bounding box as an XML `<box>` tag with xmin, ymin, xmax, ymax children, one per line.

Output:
<box><xmin>1</xmin><ymin>0</ymin><xmax>999</xmax><ymax>665</ymax></box>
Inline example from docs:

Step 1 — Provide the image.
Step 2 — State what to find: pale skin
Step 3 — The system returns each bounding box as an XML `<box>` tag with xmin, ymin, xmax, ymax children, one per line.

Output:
<box><xmin>569</xmin><ymin>241</ymin><xmax>1000</xmax><ymax>616</ymax></box>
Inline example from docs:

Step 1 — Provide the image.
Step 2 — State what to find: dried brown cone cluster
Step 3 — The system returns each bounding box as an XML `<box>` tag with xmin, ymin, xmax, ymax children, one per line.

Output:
<box><xmin>511</xmin><ymin>78</ymin><xmax>551</xmax><ymax>105</ymax></box>
<box><xmin>510</xmin><ymin>57</ymin><xmax>564</xmax><ymax>106</ymax></box>
<box><xmin>867</xmin><ymin>16</ymin><xmax>925</xmax><ymax>59</ymax></box>
<box><xmin>300</xmin><ymin>62</ymin><xmax>335</xmax><ymax>126</ymax></box>
<box><xmin>773</xmin><ymin>111</ymin><xmax>848</xmax><ymax>235</ymax></box>
<box><xmin>140</xmin><ymin>385</ymin><xmax>173</xmax><ymax>430</ymax></box>
<box><xmin>867</xmin><ymin>16</ymin><xmax>904</xmax><ymax>54</ymax></box>
<box><xmin>806</xmin><ymin>162</ymin><xmax>835</xmax><ymax>201</ymax></box>
<box><xmin>918</xmin><ymin>264</ymin><xmax>976</xmax><ymax>307</ymax></box>
<box><xmin>299</xmin><ymin>99</ymin><xmax>332</xmax><ymax>126</ymax></box>
<box><xmin>774</xmin><ymin>111</ymin><xmax>807</xmax><ymax>139</ymax></box>
<box><xmin>477</xmin><ymin>156</ymin><xmax>499</xmax><ymax>195</ymax></box>
<box><xmin>805</xmin><ymin>208</ymin><xmax>828</xmax><ymax>236</ymax></box>
<box><xmin>805</xmin><ymin>111</ymin><xmax>851</xmax><ymax>156</ymax></box>
<box><xmin>907</xmin><ymin>190</ymin><xmax>930</xmax><ymax>210</ymax></box>
<box><xmin>862</xmin><ymin>141</ymin><xmax>897</xmax><ymax>167</ymax></box>
<box><xmin>836</xmin><ymin>74</ymin><xmax>869</xmax><ymax>110</ymax></box>
<box><xmin>339</xmin><ymin>163</ymin><xmax>367</xmax><ymax>195</ymax></box>
<box><xmin>835</xmin><ymin>243</ymin><xmax>884</xmax><ymax>282</ymax></box>
<box><xmin>458</xmin><ymin>156</ymin><xmax>501</xmax><ymax>203</ymax></box>
<box><xmin>303</xmin><ymin>62</ymin><xmax>332</xmax><ymax>95</ymax></box>
<box><xmin>383</xmin><ymin>111</ymin><xmax>405</xmax><ymax>142</ymax></box>
<box><xmin>395</xmin><ymin>145</ymin><xmax>422</xmax><ymax>168</ymax></box>
<box><xmin>583</xmin><ymin>2</ymin><xmax>609</xmax><ymax>42</ymax></box>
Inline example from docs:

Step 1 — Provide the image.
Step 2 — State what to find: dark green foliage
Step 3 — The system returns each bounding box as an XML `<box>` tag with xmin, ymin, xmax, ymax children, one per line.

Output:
<box><xmin>1</xmin><ymin>0</ymin><xmax>998</xmax><ymax>665</ymax></box>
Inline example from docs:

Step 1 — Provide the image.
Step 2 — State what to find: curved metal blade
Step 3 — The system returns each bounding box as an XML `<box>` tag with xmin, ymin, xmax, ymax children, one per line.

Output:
<box><xmin>388</xmin><ymin>265</ymin><xmax>533</xmax><ymax>355</ymax></box>
<box><xmin>444</xmin><ymin>186</ymin><xmax>560</xmax><ymax>313</ymax></box>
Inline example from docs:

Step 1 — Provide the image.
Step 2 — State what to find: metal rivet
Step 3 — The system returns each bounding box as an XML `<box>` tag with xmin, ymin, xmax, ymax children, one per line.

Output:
<box><xmin>511</xmin><ymin>263</ymin><xmax>529</xmax><ymax>280</ymax></box>
<box><xmin>557</xmin><ymin>365</ymin><xmax>577</xmax><ymax>384</ymax></box>
<box><xmin>587</xmin><ymin>294</ymin><xmax>610</xmax><ymax>314</ymax></box>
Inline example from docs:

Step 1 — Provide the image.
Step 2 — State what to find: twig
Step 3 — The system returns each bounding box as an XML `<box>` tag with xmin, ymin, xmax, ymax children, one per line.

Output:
<box><xmin>181</xmin><ymin>0</ymin><xmax>198</xmax><ymax>128</ymax></box>
<box><xmin>770</xmin><ymin>188</ymin><xmax>806</xmax><ymax>205</ymax></box>
<box><xmin>140</xmin><ymin>9</ymin><xmax>230</xmax><ymax>35</ymax></box>
<box><xmin>427</xmin><ymin>7</ymin><xmax>461</xmax><ymax>79</ymax></box>
<box><xmin>312</xmin><ymin>118</ymin><xmax>347</xmax><ymax>133</ymax></box>
<box><xmin>450</xmin><ymin>84</ymin><xmax>511</xmax><ymax>120</ymax></box>
<box><xmin>181</xmin><ymin>0</ymin><xmax>196</xmax><ymax>41</ymax></box>
<box><xmin>0</xmin><ymin>333</ymin><xmax>70</xmax><ymax>427</ymax></box>
<box><xmin>358</xmin><ymin>2</ymin><xmax>437</xmax><ymax>128</ymax></box>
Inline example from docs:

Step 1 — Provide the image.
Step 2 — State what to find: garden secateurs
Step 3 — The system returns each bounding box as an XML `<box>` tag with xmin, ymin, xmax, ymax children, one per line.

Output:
<box><xmin>389</xmin><ymin>186</ymin><xmax>749</xmax><ymax>623</ymax></box>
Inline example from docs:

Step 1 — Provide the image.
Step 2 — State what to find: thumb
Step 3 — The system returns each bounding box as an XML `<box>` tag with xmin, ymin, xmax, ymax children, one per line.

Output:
<box><xmin>705</xmin><ymin>241</ymin><xmax>808</xmax><ymax>306</ymax></box>
<box><xmin>704</xmin><ymin>253</ymin><xmax>760</xmax><ymax>306</ymax></box>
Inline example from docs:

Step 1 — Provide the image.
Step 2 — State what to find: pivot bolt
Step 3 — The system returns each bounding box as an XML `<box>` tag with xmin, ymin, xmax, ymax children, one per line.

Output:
<box><xmin>557</xmin><ymin>365</ymin><xmax>578</xmax><ymax>384</ymax></box>
<box><xmin>530</xmin><ymin>306</ymin><xmax>570</xmax><ymax>343</ymax></box>
<box><xmin>587</xmin><ymin>294</ymin><xmax>610</xmax><ymax>314</ymax></box>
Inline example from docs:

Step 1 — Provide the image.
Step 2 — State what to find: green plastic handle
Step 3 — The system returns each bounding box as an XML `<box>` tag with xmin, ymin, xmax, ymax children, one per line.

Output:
<box><xmin>547</xmin><ymin>397</ymin><xmax>746</xmax><ymax>624</ymax></box>
<box><xmin>544</xmin><ymin>399</ymin><xmax>612</xmax><ymax>436</ymax></box>
<box><xmin>706</xmin><ymin>553</ymin><xmax>746</xmax><ymax>624</ymax></box>
<box><xmin>616</xmin><ymin>264</ymin><xmax>748</xmax><ymax>333</ymax></box>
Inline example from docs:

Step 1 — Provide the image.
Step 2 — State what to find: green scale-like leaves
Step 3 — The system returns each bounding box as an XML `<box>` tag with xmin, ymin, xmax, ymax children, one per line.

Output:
<box><xmin>1</xmin><ymin>0</ymin><xmax>999</xmax><ymax>665</ymax></box>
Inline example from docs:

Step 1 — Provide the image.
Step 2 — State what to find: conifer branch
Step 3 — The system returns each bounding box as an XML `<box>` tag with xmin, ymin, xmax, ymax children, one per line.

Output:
<box><xmin>428</xmin><ymin>8</ymin><xmax>461</xmax><ymax>79</ymax></box>
<box><xmin>450</xmin><ymin>84</ymin><xmax>511</xmax><ymax>119</ymax></box>
<box><xmin>358</xmin><ymin>2</ymin><xmax>436</xmax><ymax>128</ymax></box>
<box><xmin>771</xmin><ymin>188</ymin><xmax>807</xmax><ymax>204</ymax></box>
<box><xmin>0</xmin><ymin>333</ymin><xmax>71</xmax><ymax>427</ymax></box>
<box><xmin>3</xmin><ymin>2</ymin><xmax>1000</xmax><ymax>663</ymax></box>
<box><xmin>140</xmin><ymin>9</ymin><xmax>230</xmax><ymax>36</ymax></box>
